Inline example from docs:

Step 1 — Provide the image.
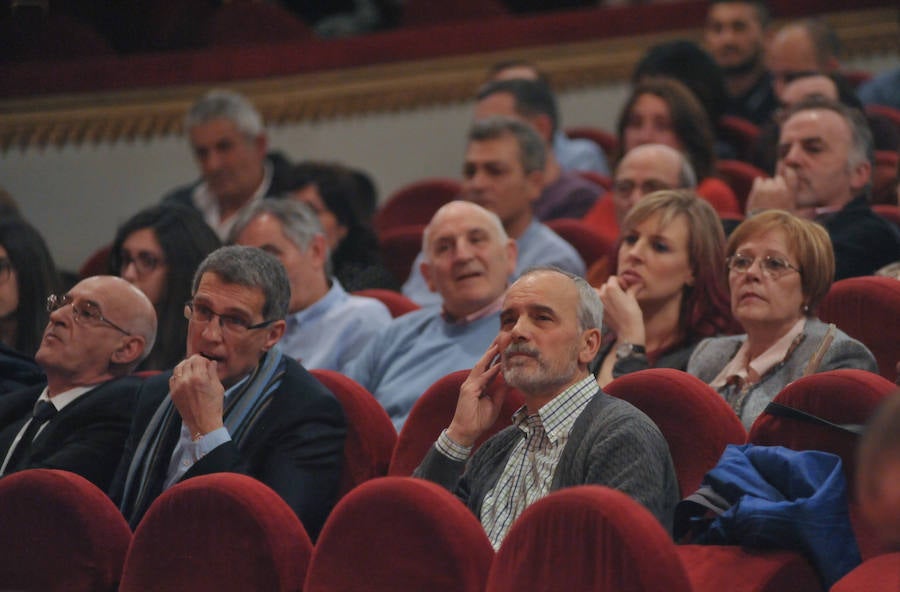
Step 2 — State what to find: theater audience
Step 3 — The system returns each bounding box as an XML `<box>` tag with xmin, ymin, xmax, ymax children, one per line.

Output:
<box><xmin>289</xmin><ymin>161</ymin><xmax>398</xmax><ymax>291</ymax></box>
<box><xmin>230</xmin><ymin>199</ymin><xmax>391</xmax><ymax>371</ymax></box>
<box><xmin>687</xmin><ymin>210</ymin><xmax>877</xmax><ymax>429</ymax></box>
<box><xmin>592</xmin><ymin>190</ymin><xmax>734</xmax><ymax>386</ymax></box>
<box><xmin>161</xmin><ymin>89</ymin><xmax>294</xmax><ymax>240</ymax></box>
<box><xmin>110</xmin><ymin>204</ymin><xmax>221</xmax><ymax>371</ymax></box>
<box><xmin>414</xmin><ymin>267</ymin><xmax>678</xmax><ymax>549</ymax></box>
<box><xmin>617</xmin><ymin>77</ymin><xmax>741</xmax><ymax>217</ymax></box>
<box><xmin>0</xmin><ymin>276</ymin><xmax>156</xmax><ymax>490</ymax></box>
<box><xmin>344</xmin><ymin>201</ymin><xmax>515</xmax><ymax>430</ymax></box>
<box><xmin>111</xmin><ymin>246</ymin><xmax>346</xmax><ymax>538</ymax></box>
<box><xmin>766</xmin><ymin>18</ymin><xmax>841</xmax><ymax>99</ymax></box>
<box><xmin>475</xmin><ymin>79</ymin><xmax>604</xmax><ymax>220</ymax></box>
<box><xmin>402</xmin><ymin>117</ymin><xmax>584</xmax><ymax>307</ymax></box>
<box><xmin>746</xmin><ymin>97</ymin><xmax>900</xmax><ymax>279</ymax></box>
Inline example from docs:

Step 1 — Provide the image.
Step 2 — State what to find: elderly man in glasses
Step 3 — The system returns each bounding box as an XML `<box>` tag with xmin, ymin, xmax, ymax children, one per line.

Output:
<box><xmin>0</xmin><ymin>276</ymin><xmax>157</xmax><ymax>490</ymax></box>
<box><xmin>110</xmin><ymin>245</ymin><xmax>345</xmax><ymax>540</ymax></box>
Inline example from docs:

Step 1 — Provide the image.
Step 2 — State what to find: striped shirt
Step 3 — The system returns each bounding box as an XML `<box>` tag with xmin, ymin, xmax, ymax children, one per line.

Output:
<box><xmin>479</xmin><ymin>374</ymin><xmax>597</xmax><ymax>549</ymax></box>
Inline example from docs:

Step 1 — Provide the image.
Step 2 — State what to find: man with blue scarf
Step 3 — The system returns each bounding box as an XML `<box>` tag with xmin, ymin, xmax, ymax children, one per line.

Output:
<box><xmin>111</xmin><ymin>245</ymin><xmax>346</xmax><ymax>540</ymax></box>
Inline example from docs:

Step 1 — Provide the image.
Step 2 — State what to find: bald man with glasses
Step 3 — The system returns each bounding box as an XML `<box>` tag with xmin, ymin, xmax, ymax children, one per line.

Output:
<box><xmin>0</xmin><ymin>276</ymin><xmax>157</xmax><ymax>490</ymax></box>
<box><xmin>110</xmin><ymin>245</ymin><xmax>346</xmax><ymax>540</ymax></box>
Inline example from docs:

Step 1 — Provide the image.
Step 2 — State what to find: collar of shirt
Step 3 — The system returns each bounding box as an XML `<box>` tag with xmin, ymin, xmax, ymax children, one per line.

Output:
<box><xmin>291</xmin><ymin>278</ymin><xmax>345</xmax><ymax>329</ymax></box>
<box><xmin>710</xmin><ymin>317</ymin><xmax>806</xmax><ymax>389</ymax></box>
<box><xmin>511</xmin><ymin>374</ymin><xmax>597</xmax><ymax>445</ymax></box>
<box><xmin>41</xmin><ymin>384</ymin><xmax>98</xmax><ymax>411</ymax></box>
<box><xmin>441</xmin><ymin>292</ymin><xmax>504</xmax><ymax>325</ymax></box>
<box><xmin>192</xmin><ymin>161</ymin><xmax>273</xmax><ymax>239</ymax></box>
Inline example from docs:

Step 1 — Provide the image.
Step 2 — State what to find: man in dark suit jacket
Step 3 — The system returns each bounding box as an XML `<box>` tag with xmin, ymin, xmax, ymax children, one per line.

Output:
<box><xmin>0</xmin><ymin>276</ymin><xmax>157</xmax><ymax>490</ymax></box>
<box><xmin>111</xmin><ymin>246</ymin><xmax>346</xmax><ymax>540</ymax></box>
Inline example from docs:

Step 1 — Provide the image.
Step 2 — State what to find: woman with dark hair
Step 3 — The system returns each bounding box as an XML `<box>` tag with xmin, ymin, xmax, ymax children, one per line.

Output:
<box><xmin>592</xmin><ymin>190</ymin><xmax>735</xmax><ymax>386</ymax></box>
<box><xmin>109</xmin><ymin>204</ymin><xmax>220</xmax><ymax>371</ymax></box>
<box><xmin>0</xmin><ymin>216</ymin><xmax>62</xmax><ymax>392</ymax></box>
<box><xmin>617</xmin><ymin>77</ymin><xmax>741</xmax><ymax>217</ymax></box>
<box><xmin>289</xmin><ymin>161</ymin><xmax>398</xmax><ymax>291</ymax></box>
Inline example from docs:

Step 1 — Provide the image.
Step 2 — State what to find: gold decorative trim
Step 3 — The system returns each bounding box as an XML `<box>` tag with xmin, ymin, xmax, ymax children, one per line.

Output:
<box><xmin>0</xmin><ymin>7</ymin><xmax>896</xmax><ymax>153</ymax></box>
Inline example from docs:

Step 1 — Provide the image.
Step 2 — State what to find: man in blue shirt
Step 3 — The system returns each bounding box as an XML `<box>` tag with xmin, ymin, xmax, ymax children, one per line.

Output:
<box><xmin>230</xmin><ymin>199</ymin><xmax>392</xmax><ymax>371</ymax></box>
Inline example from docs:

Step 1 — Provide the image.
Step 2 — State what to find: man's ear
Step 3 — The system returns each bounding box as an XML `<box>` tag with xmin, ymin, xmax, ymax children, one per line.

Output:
<box><xmin>261</xmin><ymin>320</ymin><xmax>286</xmax><ymax>352</ymax></box>
<box><xmin>309</xmin><ymin>234</ymin><xmax>329</xmax><ymax>272</ymax></box>
<box><xmin>529</xmin><ymin>114</ymin><xmax>553</xmax><ymax>143</ymax></box>
<box><xmin>421</xmin><ymin>259</ymin><xmax>438</xmax><ymax>293</ymax></box>
<box><xmin>578</xmin><ymin>328</ymin><xmax>602</xmax><ymax>366</ymax></box>
<box><xmin>253</xmin><ymin>133</ymin><xmax>268</xmax><ymax>160</ymax></box>
<box><xmin>111</xmin><ymin>336</ymin><xmax>146</xmax><ymax>366</ymax></box>
<box><xmin>505</xmin><ymin>239</ymin><xmax>518</xmax><ymax>277</ymax></box>
<box><xmin>849</xmin><ymin>159</ymin><xmax>871</xmax><ymax>194</ymax></box>
<box><xmin>525</xmin><ymin>169</ymin><xmax>545</xmax><ymax>203</ymax></box>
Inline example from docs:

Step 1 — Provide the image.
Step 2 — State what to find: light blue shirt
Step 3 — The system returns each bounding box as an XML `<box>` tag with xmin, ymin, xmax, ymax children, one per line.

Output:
<box><xmin>554</xmin><ymin>130</ymin><xmax>610</xmax><ymax>176</ymax></box>
<box><xmin>341</xmin><ymin>308</ymin><xmax>501</xmax><ymax>431</ymax></box>
<box><xmin>279</xmin><ymin>279</ymin><xmax>392</xmax><ymax>371</ymax></box>
<box><xmin>401</xmin><ymin>219</ymin><xmax>586</xmax><ymax>307</ymax></box>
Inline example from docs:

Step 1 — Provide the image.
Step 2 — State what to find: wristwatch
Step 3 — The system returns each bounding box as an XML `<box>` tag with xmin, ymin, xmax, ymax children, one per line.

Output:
<box><xmin>615</xmin><ymin>342</ymin><xmax>647</xmax><ymax>360</ymax></box>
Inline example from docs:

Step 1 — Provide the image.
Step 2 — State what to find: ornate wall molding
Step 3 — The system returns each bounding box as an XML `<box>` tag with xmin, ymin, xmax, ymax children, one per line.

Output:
<box><xmin>0</xmin><ymin>7</ymin><xmax>896</xmax><ymax>153</ymax></box>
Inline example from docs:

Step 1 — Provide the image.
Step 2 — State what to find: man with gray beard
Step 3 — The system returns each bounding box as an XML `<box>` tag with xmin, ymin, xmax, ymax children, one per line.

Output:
<box><xmin>414</xmin><ymin>267</ymin><xmax>678</xmax><ymax>549</ymax></box>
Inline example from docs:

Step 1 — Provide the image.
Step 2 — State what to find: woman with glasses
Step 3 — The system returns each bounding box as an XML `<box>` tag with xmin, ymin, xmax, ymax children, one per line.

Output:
<box><xmin>0</xmin><ymin>216</ymin><xmax>62</xmax><ymax>393</ymax></box>
<box><xmin>591</xmin><ymin>190</ymin><xmax>735</xmax><ymax>386</ymax></box>
<box><xmin>687</xmin><ymin>210</ymin><xmax>877</xmax><ymax>429</ymax></box>
<box><xmin>109</xmin><ymin>204</ymin><xmax>220</xmax><ymax>371</ymax></box>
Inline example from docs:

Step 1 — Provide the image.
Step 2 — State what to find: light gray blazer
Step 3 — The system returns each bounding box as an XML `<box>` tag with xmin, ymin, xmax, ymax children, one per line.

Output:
<box><xmin>687</xmin><ymin>317</ymin><xmax>878</xmax><ymax>429</ymax></box>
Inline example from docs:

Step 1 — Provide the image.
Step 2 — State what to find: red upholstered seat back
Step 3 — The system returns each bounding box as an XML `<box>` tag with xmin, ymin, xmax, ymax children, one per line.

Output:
<box><xmin>0</xmin><ymin>469</ymin><xmax>131</xmax><ymax>592</ymax></box>
<box><xmin>605</xmin><ymin>368</ymin><xmax>747</xmax><ymax>497</ymax></box>
<box><xmin>487</xmin><ymin>485</ymin><xmax>691</xmax><ymax>592</ymax></box>
<box><xmin>717</xmin><ymin>115</ymin><xmax>761</xmax><ymax>162</ymax></box>
<box><xmin>677</xmin><ymin>545</ymin><xmax>823</xmax><ymax>592</ymax></box>
<box><xmin>119</xmin><ymin>473</ymin><xmax>312</xmax><ymax>592</ymax></box>
<box><xmin>818</xmin><ymin>276</ymin><xmax>900</xmax><ymax>381</ymax></box>
<box><xmin>389</xmin><ymin>369</ymin><xmax>525</xmax><ymax>476</ymax></box>
<box><xmin>310</xmin><ymin>369</ymin><xmax>397</xmax><ymax>497</ymax></box>
<box><xmin>546</xmin><ymin>217</ymin><xmax>617</xmax><ymax>271</ymax></box>
<box><xmin>748</xmin><ymin>369</ymin><xmax>896</xmax><ymax>494</ymax></box>
<box><xmin>374</xmin><ymin>178</ymin><xmax>461</xmax><ymax>236</ymax></box>
<box><xmin>305</xmin><ymin>476</ymin><xmax>494</xmax><ymax>592</ymax></box>
<box><xmin>716</xmin><ymin>158</ymin><xmax>768</xmax><ymax>214</ymax></box>
<box><xmin>378</xmin><ymin>224</ymin><xmax>426</xmax><ymax>284</ymax></box>
<box><xmin>353</xmin><ymin>288</ymin><xmax>421</xmax><ymax>317</ymax></box>
<box><xmin>831</xmin><ymin>552</ymin><xmax>900</xmax><ymax>591</ymax></box>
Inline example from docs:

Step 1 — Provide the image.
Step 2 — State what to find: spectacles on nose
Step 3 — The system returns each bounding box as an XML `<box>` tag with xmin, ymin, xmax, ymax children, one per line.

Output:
<box><xmin>184</xmin><ymin>301</ymin><xmax>275</xmax><ymax>335</ymax></box>
<box><xmin>727</xmin><ymin>253</ymin><xmax>801</xmax><ymax>279</ymax></box>
<box><xmin>119</xmin><ymin>250</ymin><xmax>163</xmax><ymax>276</ymax></box>
<box><xmin>46</xmin><ymin>293</ymin><xmax>132</xmax><ymax>335</ymax></box>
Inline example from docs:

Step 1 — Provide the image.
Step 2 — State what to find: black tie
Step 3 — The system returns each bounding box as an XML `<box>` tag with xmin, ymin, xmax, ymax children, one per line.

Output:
<box><xmin>5</xmin><ymin>400</ymin><xmax>57</xmax><ymax>473</ymax></box>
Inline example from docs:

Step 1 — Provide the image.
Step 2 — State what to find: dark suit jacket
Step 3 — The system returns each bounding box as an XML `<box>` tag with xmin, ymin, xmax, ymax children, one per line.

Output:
<box><xmin>0</xmin><ymin>376</ymin><xmax>141</xmax><ymax>490</ymax></box>
<box><xmin>110</xmin><ymin>356</ymin><xmax>346</xmax><ymax>539</ymax></box>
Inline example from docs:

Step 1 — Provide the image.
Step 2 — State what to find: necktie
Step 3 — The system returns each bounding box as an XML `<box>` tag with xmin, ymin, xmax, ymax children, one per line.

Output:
<box><xmin>5</xmin><ymin>400</ymin><xmax>58</xmax><ymax>472</ymax></box>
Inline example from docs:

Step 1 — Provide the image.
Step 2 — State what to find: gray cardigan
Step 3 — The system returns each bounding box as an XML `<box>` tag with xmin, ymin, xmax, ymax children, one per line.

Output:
<box><xmin>687</xmin><ymin>317</ymin><xmax>878</xmax><ymax>429</ymax></box>
<box><xmin>414</xmin><ymin>389</ymin><xmax>680</xmax><ymax>534</ymax></box>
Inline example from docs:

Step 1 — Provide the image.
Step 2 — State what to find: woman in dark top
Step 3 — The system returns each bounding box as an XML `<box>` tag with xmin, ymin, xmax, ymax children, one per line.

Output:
<box><xmin>592</xmin><ymin>190</ymin><xmax>735</xmax><ymax>386</ymax></box>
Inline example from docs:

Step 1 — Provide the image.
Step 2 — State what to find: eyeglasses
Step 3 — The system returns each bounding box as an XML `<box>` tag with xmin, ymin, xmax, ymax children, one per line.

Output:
<box><xmin>184</xmin><ymin>301</ymin><xmax>275</xmax><ymax>335</ymax></box>
<box><xmin>612</xmin><ymin>179</ymin><xmax>672</xmax><ymax>198</ymax></box>
<box><xmin>46</xmin><ymin>293</ymin><xmax>132</xmax><ymax>335</ymax></box>
<box><xmin>119</xmin><ymin>250</ymin><xmax>163</xmax><ymax>276</ymax></box>
<box><xmin>727</xmin><ymin>253</ymin><xmax>801</xmax><ymax>279</ymax></box>
<box><xmin>0</xmin><ymin>258</ymin><xmax>12</xmax><ymax>284</ymax></box>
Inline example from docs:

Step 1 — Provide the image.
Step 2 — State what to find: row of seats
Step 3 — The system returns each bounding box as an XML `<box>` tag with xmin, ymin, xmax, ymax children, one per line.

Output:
<box><xmin>1</xmin><ymin>367</ymin><xmax>893</xmax><ymax>590</ymax></box>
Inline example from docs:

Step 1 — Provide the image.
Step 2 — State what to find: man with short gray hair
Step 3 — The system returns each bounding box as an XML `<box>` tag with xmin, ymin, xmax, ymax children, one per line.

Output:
<box><xmin>414</xmin><ymin>267</ymin><xmax>678</xmax><ymax>549</ymax></box>
<box><xmin>162</xmin><ymin>89</ymin><xmax>294</xmax><ymax>240</ymax></box>
<box><xmin>111</xmin><ymin>245</ymin><xmax>346</xmax><ymax>539</ymax></box>
<box><xmin>230</xmin><ymin>199</ymin><xmax>392</xmax><ymax>371</ymax></box>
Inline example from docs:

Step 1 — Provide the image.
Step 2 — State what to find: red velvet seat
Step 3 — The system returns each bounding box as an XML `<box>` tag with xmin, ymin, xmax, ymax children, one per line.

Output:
<box><xmin>817</xmin><ymin>276</ymin><xmax>900</xmax><ymax>381</ymax></box>
<box><xmin>677</xmin><ymin>545</ymin><xmax>823</xmax><ymax>592</ymax></box>
<box><xmin>565</xmin><ymin>125</ymin><xmax>620</xmax><ymax>157</ymax></box>
<box><xmin>79</xmin><ymin>243</ymin><xmax>112</xmax><ymax>278</ymax></box>
<box><xmin>872</xmin><ymin>150</ymin><xmax>899</xmax><ymax>205</ymax></box>
<box><xmin>487</xmin><ymin>485</ymin><xmax>692</xmax><ymax>591</ymax></box>
<box><xmin>873</xmin><ymin>204</ymin><xmax>900</xmax><ymax>229</ymax></box>
<box><xmin>374</xmin><ymin>177</ymin><xmax>461</xmax><ymax>236</ymax></box>
<box><xmin>747</xmin><ymin>369</ymin><xmax>898</xmax><ymax>560</ymax></box>
<box><xmin>377</xmin><ymin>224</ymin><xmax>426</xmax><ymax>284</ymax></box>
<box><xmin>119</xmin><ymin>473</ymin><xmax>312</xmax><ymax>592</ymax></box>
<box><xmin>305</xmin><ymin>476</ymin><xmax>493</xmax><ymax>592</ymax></box>
<box><xmin>831</xmin><ymin>552</ymin><xmax>900</xmax><ymax>591</ymax></box>
<box><xmin>605</xmin><ymin>368</ymin><xmax>747</xmax><ymax>497</ymax></box>
<box><xmin>310</xmin><ymin>369</ymin><xmax>397</xmax><ymax>498</ymax></box>
<box><xmin>353</xmin><ymin>288</ymin><xmax>421</xmax><ymax>317</ymax></box>
<box><xmin>715</xmin><ymin>159</ymin><xmax>768</xmax><ymax>214</ymax></box>
<box><xmin>866</xmin><ymin>104</ymin><xmax>900</xmax><ymax>133</ymax></box>
<box><xmin>389</xmin><ymin>369</ymin><xmax>525</xmax><ymax>476</ymax></box>
<box><xmin>0</xmin><ymin>469</ymin><xmax>132</xmax><ymax>592</ymax></box>
<box><xmin>576</xmin><ymin>169</ymin><xmax>613</xmax><ymax>191</ymax></box>
<box><xmin>546</xmin><ymin>217</ymin><xmax>617</xmax><ymax>272</ymax></box>
<box><xmin>717</xmin><ymin>115</ymin><xmax>761</xmax><ymax>162</ymax></box>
